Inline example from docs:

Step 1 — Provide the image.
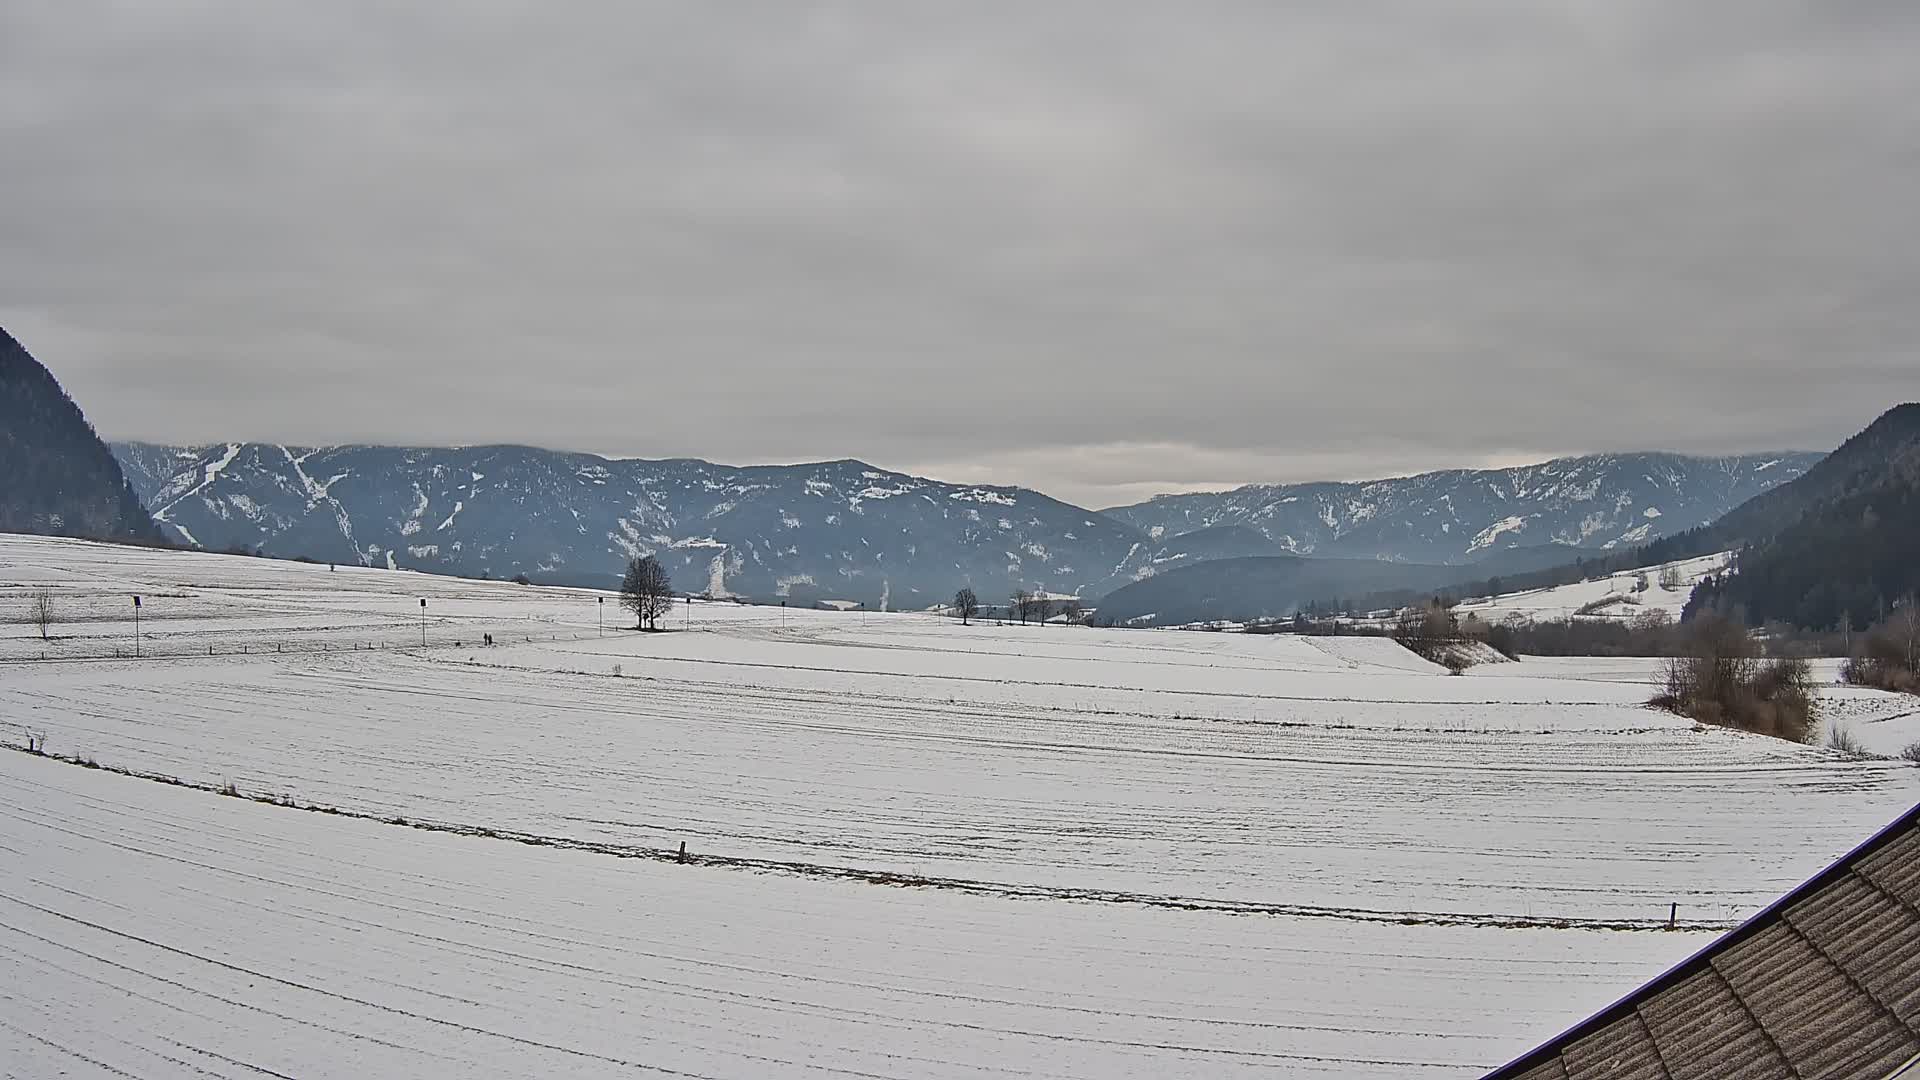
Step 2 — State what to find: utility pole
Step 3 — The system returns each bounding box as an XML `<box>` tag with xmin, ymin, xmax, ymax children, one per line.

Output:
<box><xmin>419</xmin><ymin>598</ymin><xmax>427</xmax><ymax>647</ymax></box>
<box><xmin>132</xmin><ymin>595</ymin><xmax>141</xmax><ymax>658</ymax></box>
<box><xmin>598</xmin><ymin>596</ymin><xmax>604</xmax><ymax>637</ymax></box>
<box><xmin>685</xmin><ymin>593</ymin><xmax>691</xmax><ymax>629</ymax></box>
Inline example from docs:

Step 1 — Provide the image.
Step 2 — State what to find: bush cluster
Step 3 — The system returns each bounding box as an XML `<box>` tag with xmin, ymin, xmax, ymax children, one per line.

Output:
<box><xmin>1841</xmin><ymin>609</ymin><xmax>1920</xmax><ymax>694</ymax></box>
<box><xmin>1649</xmin><ymin>615</ymin><xmax>1817</xmax><ymax>742</ymax></box>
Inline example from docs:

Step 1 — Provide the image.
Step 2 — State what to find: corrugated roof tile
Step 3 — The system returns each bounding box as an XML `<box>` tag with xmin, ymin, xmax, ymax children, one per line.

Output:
<box><xmin>1484</xmin><ymin>808</ymin><xmax>1920</xmax><ymax>1080</ymax></box>
<box><xmin>1561</xmin><ymin>1016</ymin><xmax>1668</xmax><ymax>1079</ymax></box>
<box><xmin>1638</xmin><ymin>967</ymin><xmax>1789</xmax><ymax>1080</ymax></box>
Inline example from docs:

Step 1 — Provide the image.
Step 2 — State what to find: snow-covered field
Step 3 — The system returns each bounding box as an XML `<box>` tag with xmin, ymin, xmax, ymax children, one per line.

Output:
<box><xmin>4</xmin><ymin>533</ymin><xmax>1918</xmax><ymax>1077</ymax></box>
<box><xmin>0</xmin><ymin>749</ymin><xmax>1700</xmax><ymax>1079</ymax></box>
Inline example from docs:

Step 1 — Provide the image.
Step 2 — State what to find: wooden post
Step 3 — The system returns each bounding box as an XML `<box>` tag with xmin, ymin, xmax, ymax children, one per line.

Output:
<box><xmin>678</xmin><ymin>841</ymin><xmax>688</xmax><ymax>864</ymax></box>
<box><xmin>1669</xmin><ymin>902</ymin><xmax>1677</xmax><ymax>929</ymax></box>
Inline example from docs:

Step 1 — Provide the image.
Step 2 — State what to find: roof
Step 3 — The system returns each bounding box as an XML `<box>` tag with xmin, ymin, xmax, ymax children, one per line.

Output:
<box><xmin>1485</xmin><ymin>802</ymin><xmax>1920</xmax><ymax>1080</ymax></box>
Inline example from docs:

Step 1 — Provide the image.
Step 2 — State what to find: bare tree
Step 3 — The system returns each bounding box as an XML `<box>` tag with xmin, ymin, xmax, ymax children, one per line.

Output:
<box><xmin>621</xmin><ymin>556</ymin><xmax>675</xmax><ymax>630</ymax></box>
<box><xmin>29</xmin><ymin>588</ymin><xmax>53</xmax><ymax>641</ymax></box>
<box><xmin>1011</xmin><ymin>589</ymin><xmax>1032</xmax><ymax>626</ymax></box>
<box><xmin>1658</xmin><ymin>564</ymin><xmax>1684</xmax><ymax>591</ymax></box>
<box><xmin>952</xmin><ymin>587</ymin><xmax>980</xmax><ymax>625</ymax></box>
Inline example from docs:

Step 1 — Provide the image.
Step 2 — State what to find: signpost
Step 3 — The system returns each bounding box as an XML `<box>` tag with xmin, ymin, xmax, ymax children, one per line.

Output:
<box><xmin>132</xmin><ymin>595</ymin><xmax>141</xmax><ymax>658</ymax></box>
<box><xmin>419</xmin><ymin>598</ymin><xmax>427</xmax><ymax>647</ymax></box>
<box><xmin>598</xmin><ymin>596</ymin><xmax>604</xmax><ymax>637</ymax></box>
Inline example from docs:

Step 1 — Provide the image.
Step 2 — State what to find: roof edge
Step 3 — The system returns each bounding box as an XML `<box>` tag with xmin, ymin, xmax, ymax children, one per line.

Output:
<box><xmin>1482</xmin><ymin>800</ymin><xmax>1920</xmax><ymax>1079</ymax></box>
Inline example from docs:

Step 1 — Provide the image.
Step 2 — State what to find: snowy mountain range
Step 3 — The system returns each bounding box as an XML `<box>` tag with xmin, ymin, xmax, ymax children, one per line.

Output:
<box><xmin>112</xmin><ymin>443</ymin><xmax>1818</xmax><ymax>607</ymax></box>
<box><xmin>1102</xmin><ymin>452</ymin><xmax>1821</xmax><ymax>565</ymax></box>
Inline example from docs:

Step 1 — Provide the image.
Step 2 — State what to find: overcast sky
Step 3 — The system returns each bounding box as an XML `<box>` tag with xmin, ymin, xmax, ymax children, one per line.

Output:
<box><xmin>4</xmin><ymin>2</ymin><xmax>1915</xmax><ymax>508</ymax></box>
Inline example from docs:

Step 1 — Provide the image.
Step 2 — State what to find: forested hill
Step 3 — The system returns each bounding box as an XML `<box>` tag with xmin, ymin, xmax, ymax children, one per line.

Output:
<box><xmin>0</xmin><ymin>329</ymin><xmax>161</xmax><ymax>543</ymax></box>
<box><xmin>1688</xmin><ymin>404</ymin><xmax>1920</xmax><ymax>630</ymax></box>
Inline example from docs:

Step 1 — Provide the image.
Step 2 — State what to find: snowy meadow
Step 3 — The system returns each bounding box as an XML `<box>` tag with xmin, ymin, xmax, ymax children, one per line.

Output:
<box><xmin>4</xmin><ymin>533</ymin><xmax>1917</xmax><ymax>1078</ymax></box>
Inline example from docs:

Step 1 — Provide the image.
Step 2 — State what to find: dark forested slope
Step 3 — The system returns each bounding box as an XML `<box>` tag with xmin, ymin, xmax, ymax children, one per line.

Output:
<box><xmin>0</xmin><ymin>329</ymin><xmax>161</xmax><ymax>542</ymax></box>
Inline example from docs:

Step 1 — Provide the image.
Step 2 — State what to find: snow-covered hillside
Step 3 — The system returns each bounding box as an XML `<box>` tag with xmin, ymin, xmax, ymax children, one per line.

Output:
<box><xmin>112</xmin><ymin>442</ymin><xmax>1819</xmax><ymax>605</ymax></box>
<box><xmin>112</xmin><ymin>442</ymin><xmax>1147</xmax><ymax>606</ymax></box>
<box><xmin>1453</xmin><ymin>552</ymin><xmax>1732</xmax><ymax>625</ymax></box>
<box><xmin>1106</xmin><ymin>452</ymin><xmax>1819</xmax><ymax>563</ymax></box>
<box><xmin>4</xmin><ymin>534</ymin><xmax>1918</xmax><ymax>1077</ymax></box>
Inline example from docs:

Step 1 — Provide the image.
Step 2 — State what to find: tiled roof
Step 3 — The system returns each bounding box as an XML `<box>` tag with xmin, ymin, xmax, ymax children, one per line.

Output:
<box><xmin>1486</xmin><ymin>803</ymin><xmax>1920</xmax><ymax>1080</ymax></box>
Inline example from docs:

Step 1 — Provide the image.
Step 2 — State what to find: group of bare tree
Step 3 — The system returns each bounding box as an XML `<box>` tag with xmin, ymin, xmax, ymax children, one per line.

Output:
<box><xmin>1010</xmin><ymin>589</ymin><xmax>1081</xmax><ymax>626</ymax></box>
<box><xmin>947</xmin><ymin>586</ymin><xmax>1084</xmax><ymax>626</ymax></box>
<box><xmin>1843</xmin><ymin>594</ymin><xmax>1920</xmax><ymax>694</ymax></box>
<box><xmin>1650</xmin><ymin>613</ymin><xmax>1817</xmax><ymax>742</ymax></box>
<box><xmin>1391</xmin><ymin>600</ymin><xmax>1479</xmax><ymax>673</ymax></box>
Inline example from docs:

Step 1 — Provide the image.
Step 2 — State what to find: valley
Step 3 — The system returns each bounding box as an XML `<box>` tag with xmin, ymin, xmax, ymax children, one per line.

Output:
<box><xmin>5</xmin><ymin>534</ymin><xmax>1918</xmax><ymax>1076</ymax></box>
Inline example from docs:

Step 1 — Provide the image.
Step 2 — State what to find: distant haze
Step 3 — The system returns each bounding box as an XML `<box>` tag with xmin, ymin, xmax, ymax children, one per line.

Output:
<box><xmin>4</xmin><ymin>3</ymin><xmax>1915</xmax><ymax>507</ymax></box>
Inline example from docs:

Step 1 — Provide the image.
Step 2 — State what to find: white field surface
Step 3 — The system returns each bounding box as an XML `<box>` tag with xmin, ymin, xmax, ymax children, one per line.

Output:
<box><xmin>4</xmin><ymin>533</ymin><xmax>1920</xmax><ymax>1077</ymax></box>
<box><xmin>1451</xmin><ymin>552</ymin><xmax>1731</xmax><ymax>625</ymax></box>
<box><xmin>3</xmin><ymin>749</ymin><xmax>1699</xmax><ymax>1079</ymax></box>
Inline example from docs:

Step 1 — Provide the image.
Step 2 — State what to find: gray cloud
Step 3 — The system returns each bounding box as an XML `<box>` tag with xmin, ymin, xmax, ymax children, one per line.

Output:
<box><xmin>4</xmin><ymin>1</ymin><xmax>1916</xmax><ymax>508</ymax></box>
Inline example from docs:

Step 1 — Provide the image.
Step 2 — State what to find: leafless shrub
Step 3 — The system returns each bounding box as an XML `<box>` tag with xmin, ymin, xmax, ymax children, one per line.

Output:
<box><xmin>1842</xmin><ymin>607</ymin><xmax>1920</xmax><ymax>695</ymax></box>
<box><xmin>1900</xmin><ymin>742</ymin><xmax>1920</xmax><ymax>764</ymax></box>
<box><xmin>1825</xmin><ymin>725</ymin><xmax>1869</xmax><ymax>758</ymax></box>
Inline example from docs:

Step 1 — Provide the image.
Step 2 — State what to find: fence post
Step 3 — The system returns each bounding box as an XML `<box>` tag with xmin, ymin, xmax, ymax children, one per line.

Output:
<box><xmin>1668</xmin><ymin>902</ymin><xmax>1677</xmax><ymax>929</ymax></box>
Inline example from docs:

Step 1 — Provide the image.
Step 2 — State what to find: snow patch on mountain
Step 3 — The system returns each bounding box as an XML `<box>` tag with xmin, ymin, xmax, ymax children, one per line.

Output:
<box><xmin>775</xmin><ymin>574</ymin><xmax>816</xmax><ymax>596</ymax></box>
<box><xmin>1470</xmin><ymin>515</ymin><xmax>1530</xmax><ymax>553</ymax></box>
